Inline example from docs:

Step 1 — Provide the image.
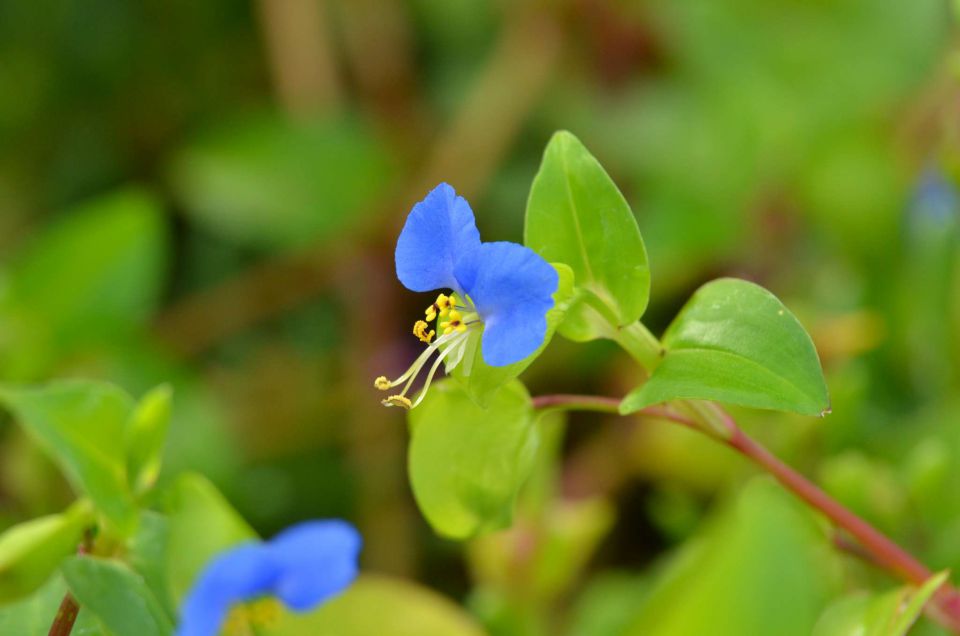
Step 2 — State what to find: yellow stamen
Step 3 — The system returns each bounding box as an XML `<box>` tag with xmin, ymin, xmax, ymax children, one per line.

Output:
<box><xmin>425</xmin><ymin>293</ymin><xmax>457</xmax><ymax>322</ymax></box>
<box><xmin>382</xmin><ymin>395</ymin><xmax>413</xmax><ymax>409</ymax></box>
<box><xmin>413</xmin><ymin>320</ymin><xmax>435</xmax><ymax>343</ymax></box>
<box><xmin>441</xmin><ymin>309</ymin><xmax>467</xmax><ymax>334</ymax></box>
<box><xmin>374</xmin><ymin>376</ymin><xmax>391</xmax><ymax>390</ymax></box>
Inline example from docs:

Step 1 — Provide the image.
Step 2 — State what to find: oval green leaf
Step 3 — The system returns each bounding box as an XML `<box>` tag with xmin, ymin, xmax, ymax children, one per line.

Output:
<box><xmin>0</xmin><ymin>381</ymin><xmax>138</xmax><ymax>533</ymax></box>
<box><xmin>525</xmin><ymin>131</ymin><xmax>650</xmax><ymax>333</ymax></box>
<box><xmin>408</xmin><ymin>379</ymin><xmax>537</xmax><ymax>539</ymax></box>
<box><xmin>453</xmin><ymin>264</ymin><xmax>574</xmax><ymax>407</ymax></box>
<box><xmin>620</xmin><ymin>278</ymin><xmax>830</xmax><ymax>417</ymax></box>
<box><xmin>62</xmin><ymin>556</ymin><xmax>173</xmax><ymax>636</ymax></box>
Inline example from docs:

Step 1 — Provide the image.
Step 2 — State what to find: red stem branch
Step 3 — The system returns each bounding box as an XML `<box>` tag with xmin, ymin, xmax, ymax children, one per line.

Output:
<box><xmin>531</xmin><ymin>393</ymin><xmax>960</xmax><ymax>632</ymax></box>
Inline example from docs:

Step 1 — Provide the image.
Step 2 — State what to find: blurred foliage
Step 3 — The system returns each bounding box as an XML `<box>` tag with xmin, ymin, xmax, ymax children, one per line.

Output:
<box><xmin>0</xmin><ymin>0</ymin><xmax>959</xmax><ymax>634</ymax></box>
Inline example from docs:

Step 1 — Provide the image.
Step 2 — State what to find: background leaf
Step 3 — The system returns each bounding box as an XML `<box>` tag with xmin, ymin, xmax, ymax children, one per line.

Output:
<box><xmin>811</xmin><ymin>571</ymin><xmax>948</xmax><ymax>636</ymax></box>
<box><xmin>621</xmin><ymin>278</ymin><xmax>830</xmax><ymax>416</ymax></box>
<box><xmin>169</xmin><ymin>114</ymin><xmax>392</xmax><ymax>251</ymax></box>
<box><xmin>125</xmin><ymin>385</ymin><xmax>173</xmax><ymax>495</ymax></box>
<box><xmin>0</xmin><ymin>575</ymin><xmax>104</xmax><ymax>636</ymax></box>
<box><xmin>0</xmin><ymin>500</ymin><xmax>92</xmax><ymax>602</ymax></box>
<box><xmin>0</xmin><ymin>381</ymin><xmax>137</xmax><ymax>532</ymax></box>
<box><xmin>62</xmin><ymin>555</ymin><xmax>173</xmax><ymax>636</ymax></box>
<box><xmin>453</xmin><ymin>264</ymin><xmax>575</xmax><ymax>406</ymax></box>
<box><xmin>1</xmin><ymin>188</ymin><xmax>167</xmax><ymax>379</ymax></box>
<box><xmin>164</xmin><ymin>472</ymin><xmax>256</xmax><ymax>602</ymax></box>
<box><xmin>621</xmin><ymin>478</ymin><xmax>840</xmax><ymax>636</ymax></box>
<box><xmin>408</xmin><ymin>379</ymin><xmax>537</xmax><ymax>538</ymax></box>
<box><xmin>272</xmin><ymin>574</ymin><xmax>487</xmax><ymax>636</ymax></box>
<box><xmin>525</xmin><ymin>130</ymin><xmax>650</xmax><ymax>332</ymax></box>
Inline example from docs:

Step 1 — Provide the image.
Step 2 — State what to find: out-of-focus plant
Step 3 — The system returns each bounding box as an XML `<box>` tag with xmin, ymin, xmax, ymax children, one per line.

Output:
<box><xmin>378</xmin><ymin>132</ymin><xmax>960</xmax><ymax>635</ymax></box>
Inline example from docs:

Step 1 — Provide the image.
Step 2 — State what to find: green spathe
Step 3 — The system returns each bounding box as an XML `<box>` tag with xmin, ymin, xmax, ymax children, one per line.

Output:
<box><xmin>408</xmin><ymin>379</ymin><xmax>537</xmax><ymax>539</ymax></box>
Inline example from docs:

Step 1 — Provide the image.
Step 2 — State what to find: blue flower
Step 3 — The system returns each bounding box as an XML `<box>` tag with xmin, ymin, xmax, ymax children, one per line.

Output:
<box><xmin>176</xmin><ymin>520</ymin><xmax>361</xmax><ymax>636</ymax></box>
<box><xmin>376</xmin><ymin>183</ymin><xmax>558</xmax><ymax>409</ymax></box>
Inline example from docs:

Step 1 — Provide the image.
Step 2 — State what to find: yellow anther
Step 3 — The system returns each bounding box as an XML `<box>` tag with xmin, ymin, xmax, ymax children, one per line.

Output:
<box><xmin>425</xmin><ymin>293</ymin><xmax>457</xmax><ymax>322</ymax></box>
<box><xmin>413</xmin><ymin>320</ymin><xmax>435</xmax><ymax>343</ymax></box>
<box><xmin>382</xmin><ymin>395</ymin><xmax>413</xmax><ymax>409</ymax></box>
<box><xmin>441</xmin><ymin>309</ymin><xmax>467</xmax><ymax>334</ymax></box>
<box><xmin>374</xmin><ymin>376</ymin><xmax>391</xmax><ymax>390</ymax></box>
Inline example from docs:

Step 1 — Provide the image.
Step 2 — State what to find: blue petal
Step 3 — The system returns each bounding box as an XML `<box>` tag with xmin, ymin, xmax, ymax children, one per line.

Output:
<box><xmin>454</xmin><ymin>242</ymin><xmax>558</xmax><ymax>366</ymax></box>
<box><xmin>395</xmin><ymin>183</ymin><xmax>481</xmax><ymax>293</ymax></box>
<box><xmin>268</xmin><ymin>520</ymin><xmax>362</xmax><ymax>611</ymax></box>
<box><xmin>176</xmin><ymin>543</ymin><xmax>278</xmax><ymax>636</ymax></box>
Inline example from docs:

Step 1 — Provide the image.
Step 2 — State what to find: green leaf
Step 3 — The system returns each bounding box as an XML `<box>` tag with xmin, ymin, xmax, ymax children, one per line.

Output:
<box><xmin>125</xmin><ymin>385</ymin><xmax>173</xmax><ymax>495</ymax></box>
<box><xmin>164</xmin><ymin>472</ymin><xmax>256</xmax><ymax>602</ymax></box>
<box><xmin>62</xmin><ymin>555</ymin><xmax>173</xmax><ymax>636</ymax></box>
<box><xmin>0</xmin><ymin>575</ymin><xmax>105</xmax><ymax>636</ymax></box>
<box><xmin>126</xmin><ymin>512</ymin><xmax>176</xmax><ymax>620</ymax></box>
<box><xmin>622</xmin><ymin>478</ymin><xmax>840</xmax><ymax>636</ymax></box>
<box><xmin>3</xmin><ymin>188</ymin><xmax>167</xmax><ymax>378</ymax></box>
<box><xmin>525</xmin><ymin>131</ymin><xmax>650</xmax><ymax>333</ymax></box>
<box><xmin>0</xmin><ymin>500</ymin><xmax>93</xmax><ymax>603</ymax></box>
<box><xmin>620</xmin><ymin>278</ymin><xmax>830</xmax><ymax>417</ymax></box>
<box><xmin>812</xmin><ymin>571</ymin><xmax>948</xmax><ymax>636</ymax></box>
<box><xmin>408</xmin><ymin>379</ymin><xmax>537</xmax><ymax>539</ymax></box>
<box><xmin>271</xmin><ymin>574</ymin><xmax>487</xmax><ymax>636</ymax></box>
<box><xmin>169</xmin><ymin>114</ymin><xmax>392</xmax><ymax>251</ymax></box>
<box><xmin>453</xmin><ymin>264</ymin><xmax>575</xmax><ymax>407</ymax></box>
<box><xmin>0</xmin><ymin>381</ymin><xmax>138</xmax><ymax>533</ymax></box>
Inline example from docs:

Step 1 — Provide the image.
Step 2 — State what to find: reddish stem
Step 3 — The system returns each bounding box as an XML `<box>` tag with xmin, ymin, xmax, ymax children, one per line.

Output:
<box><xmin>47</xmin><ymin>594</ymin><xmax>80</xmax><ymax>636</ymax></box>
<box><xmin>532</xmin><ymin>394</ymin><xmax>960</xmax><ymax>633</ymax></box>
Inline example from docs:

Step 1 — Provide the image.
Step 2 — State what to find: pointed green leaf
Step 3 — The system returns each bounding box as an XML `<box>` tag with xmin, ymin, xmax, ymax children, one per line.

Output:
<box><xmin>812</xmin><ymin>571</ymin><xmax>948</xmax><ymax>636</ymax></box>
<box><xmin>270</xmin><ymin>574</ymin><xmax>486</xmax><ymax>636</ymax></box>
<box><xmin>525</xmin><ymin>131</ymin><xmax>650</xmax><ymax>334</ymax></box>
<box><xmin>62</xmin><ymin>556</ymin><xmax>173</xmax><ymax>636</ymax></box>
<box><xmin>620</xmin><ymin>278</ymin><xmax>829</xmax><ymax>417</ymax></box>
<box><xmin>0</xmin><ymin>500</ymin><xmax>93</xmax><ymax>603</ymax></box>
<box><xmin>0</xmin><ymin>381</ymin><xmax>138</xmax><ymax>533</ymax></box>
<box><xmin>408</xmin><ymin>379</ymin><xmax>537</xmax><ymax>539</ymax></box>
<box><xmin>125</xmin><ymin>385</ymin><xmax>173</xmax><ymax>495</ymax></box>
<box><xmin>164</xmin><ymin>473</ymin><xmax>256</xmax><ymax>602</ymax></box>
<box><xmin>453</xmin><ymin>264</ymin><xmax>575</xmax><ymax>407</ymax></box>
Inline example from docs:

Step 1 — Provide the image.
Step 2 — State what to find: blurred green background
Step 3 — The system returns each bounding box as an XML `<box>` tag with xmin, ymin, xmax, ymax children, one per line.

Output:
<box><xmin>1</xmin><ymin>0</ymin><xmax>959</xmax><ymax>634</ymax></box>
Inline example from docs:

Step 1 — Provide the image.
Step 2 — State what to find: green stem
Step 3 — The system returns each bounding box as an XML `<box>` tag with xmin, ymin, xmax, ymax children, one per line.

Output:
<box><xmin>611</xmin><ymin>321</ymin><xmax>663</xmax><ymax>372</ymax></box>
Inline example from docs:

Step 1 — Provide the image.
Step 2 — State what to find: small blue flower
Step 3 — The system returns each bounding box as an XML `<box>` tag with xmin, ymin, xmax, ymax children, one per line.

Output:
<box><xmin>910</xmin><ymin>167</ymin><xmax>958</xmax><ymax>229</ymax></box>
<box><xmin>176</xmin><ymin>520</ymin><xmax>361</xmax><ymax>636</ymax></box>
<box><xmin>376</xmin><ymin>183</ymin><xmax>558</xmax><ymax>409</ymax></box>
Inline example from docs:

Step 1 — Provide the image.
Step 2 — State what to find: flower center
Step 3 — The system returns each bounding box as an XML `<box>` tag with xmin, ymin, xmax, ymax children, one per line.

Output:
<box><xmin>223</xmin><ymin>598</ymin><xmax>282</xmax><ymax>635</ymax></box>
<box><xmin>375</xmin><ymin>293</ymin><xmax>479</xmax><ymax>409</ymax></box>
